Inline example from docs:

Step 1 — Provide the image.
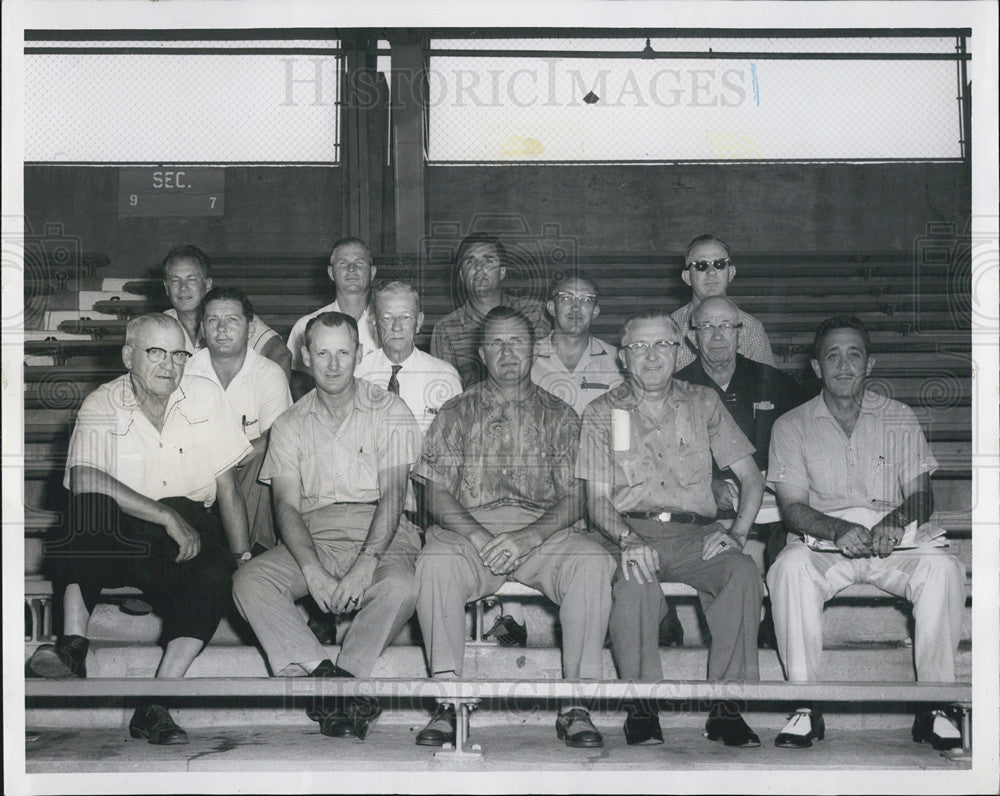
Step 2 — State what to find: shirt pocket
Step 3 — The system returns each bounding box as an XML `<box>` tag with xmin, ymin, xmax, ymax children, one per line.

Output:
<box><xmin>345</xmin><ymin>450</ymin><xmax>380</xmax><ymax>496</ymax></box>
<box><xmin>675</xmin><ymin>446</ymin><xmax>713</xmax><ymax>487</ymax></box>
<box><xmin>613</xmin><ymin>449</ymin><xmax>647</xmax><ymax>486</ymax></box>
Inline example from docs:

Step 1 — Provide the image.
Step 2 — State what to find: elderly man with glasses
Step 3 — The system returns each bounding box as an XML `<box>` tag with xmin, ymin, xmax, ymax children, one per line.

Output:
<box><xmin>578</xmin><ymin>309</ymin><xmax>765</xmax><ymax>748</ymax></box>
<box><xmin>671</xmin><ymin>234</ymin><xmax>775</xmax><ymax>370</ymax></box>
<box><xmin>27</xmin><ymin>313</ymin><xmax>252</xmax><ymax>746</ymax></box>
<box><xmin>531</xmin><ymin>269</ymin><xmax>624</xmax><ymax>416</ymax></box>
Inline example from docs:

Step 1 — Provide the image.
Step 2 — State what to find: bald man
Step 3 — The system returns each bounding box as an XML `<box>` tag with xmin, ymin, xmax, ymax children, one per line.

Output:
<box><xmin>26</xmin><ymin>313</ymin><xmax>252</xmax><ymax>746</ymax></box>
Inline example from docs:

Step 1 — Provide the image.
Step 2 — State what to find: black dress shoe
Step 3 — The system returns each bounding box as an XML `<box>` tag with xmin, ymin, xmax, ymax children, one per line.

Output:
<box><xmin>483</xmin><ymin>614</ymin><xmax>527</xmax><ymax>647</ymax></box>
<box><xmin>555</xmin><ymin>708</ymin><xmax>604</xmax><ymax>748</ymax></box>
<box><xmin>415</xmin><ymin>703</ymin><xmax>456</xmax><ymax>746</ymax></box>
<box><xmin>775</xmin><ymin>708</ymin><xmax>825</xmax><ymax>748</ymax></box>
<box><xmin>306</xmin><ymin>658</ymin><xmax>353</xmax><ymax>734</ymax></box>
<box><xmin>658</xmin><ymin>608</ymin><xmax>685</xmax><ymax>647</ymax></box>
<box><xmin>705</xmin><ymin>702</ymin><xmax>761</xmax><ymax>747</ymax></box>
<box><xmin>623</xmin><ymin>703</ymin><xmax>664</xmax><ymax>746</ymax></box>
<box><xmin>26</xmin><ymin>635</ymin><xmax>89</xmax><ymax>679</ymax></box>
<box><xmin>129</xmin><ymin>704</ymin><xmax>189</xmax><ymax>745</ymax></box>
<box><xmin>912</xmin><ymin>709</ymin><xmax>962</xmax><ymax>751</ymax></box>
<box><xmin>757</xmin><ymin>612</ymin><xmax>778</xmax><ymax>649</ymax></box>
<box><xmin>348</xmin><ymin>696</ymin><xmax>383</xmax><ymax>741</ymax></box>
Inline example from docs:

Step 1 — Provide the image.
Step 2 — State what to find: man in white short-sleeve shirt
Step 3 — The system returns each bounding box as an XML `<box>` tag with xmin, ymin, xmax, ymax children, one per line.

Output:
<box><xmin>187</xmin><ymin>287</ymin><xmax>292</xmax><ymax>550</ymax></box>
<box><xmin>26</xmin><ymin>313</ymin><xmax>252</xmax><ymax>746</ymax></box>
<box><xmin>285</xmin><ymin>237</ymin><xmax>379</xmax><ymax>400</ymax></box>
<box><xmin>356</xmin><ymin>280</ymin><xmax>461</xmax><ymax>435</ymax></box>
<box><xmin>766</xmin><ymin>315</ymin><xmax>965</xmax><ymax>751</ymax></box>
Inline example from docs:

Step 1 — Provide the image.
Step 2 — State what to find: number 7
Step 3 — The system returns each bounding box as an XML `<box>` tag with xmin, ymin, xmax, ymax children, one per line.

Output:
<box><xmin>209</xmin><ymin>196</ymin><xmax>217</xmax><ymax>208</ymax></box>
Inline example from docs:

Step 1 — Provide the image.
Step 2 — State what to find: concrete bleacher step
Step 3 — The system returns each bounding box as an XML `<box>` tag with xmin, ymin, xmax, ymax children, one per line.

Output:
<box><xmin>24</xmin><ymin>643</ymin><xmax>972</xmax><ymax>733</ymax></box>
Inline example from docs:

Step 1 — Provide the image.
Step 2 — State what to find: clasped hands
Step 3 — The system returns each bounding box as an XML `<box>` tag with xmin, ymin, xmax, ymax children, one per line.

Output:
<box><xmin>304</xmin><ymin>552</ymin><xmax>379</xmax><ymax>616</ymax></box>
<box><xmin>834</xmin><ymin>521</ymin><xmax>902</xmax><ymax>559</ymax></box>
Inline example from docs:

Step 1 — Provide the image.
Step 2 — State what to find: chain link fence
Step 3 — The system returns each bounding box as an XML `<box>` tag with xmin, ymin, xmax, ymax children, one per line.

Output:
<box><xmin>427</xmin><ymin>36</ymin><xmax>966</xmax><ymax>162</ymax></box>
<box><xmin>25</xmin><ymin>39</ymin><xmax>342</xmax><ymax>163</ymax></box>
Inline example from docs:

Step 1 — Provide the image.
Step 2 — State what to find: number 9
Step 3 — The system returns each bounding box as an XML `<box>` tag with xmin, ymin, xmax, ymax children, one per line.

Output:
<box><xmin>129</xmin><ymin>194</ymin><xmax>138</xmax><ymax>207</ymax></box>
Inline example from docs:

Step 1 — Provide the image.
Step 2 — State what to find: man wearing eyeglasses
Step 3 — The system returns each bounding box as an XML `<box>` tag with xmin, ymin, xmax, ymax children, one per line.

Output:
<box><xmin>671</xmin><ymin>235</ymin><xmax>775</xmax><ymax>370</ymax></box>
<box><xmin>185</xmin><ymin>287</ymin><xmax>292</xmax><ymax>552</ymax></box>
<box><xmin>675</xmin><ymin>296</ymin><xmax>809</xmax><ymax>647</ymax></box>
<box><xmin>286</xmin><ymin>237</ymin><xmax>380</xmax><ymax>400</ymax></box>
<box><xmin>578</xmin><ymin>310</ymin><xmax>765</xmax><ymax>748</ymax></box>
<box><xmin>356</xmin><ymin>281</ymin><xmax>462</xmax><ymax>435</ymax></box>
<box><xmin>27</xmin><ymin>313</ymin><xmax>252</xmax><ymax>746</ymax></box>
<box><xmin>431</xmin><ymin>233</ymin><xmax>551</xmax><ymax>388</ymax></box>
<box><xmin>532</xmin><ymin>269</ymin><xmax>624</xmax><ymax>415</ymax></box>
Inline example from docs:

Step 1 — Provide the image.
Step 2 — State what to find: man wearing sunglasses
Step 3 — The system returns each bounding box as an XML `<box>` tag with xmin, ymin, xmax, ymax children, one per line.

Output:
<box><xmin>671</xmin><ymin>235</ymin><xmax>775</xmax><ymax>370</ymax></box>
<box><xmin>532</xmin><ymin>269</ymin><xmax>624</xmax><ymax>415</ymax></box>
<box><xmin>578</xmin><ymin>310</ymin><xmax>764</xmax><ymax>749</ymax></box>
<box><xmin>27</xmin><ymin>313</ymin><xmax>252</xmax><ymax>746</ymax></box>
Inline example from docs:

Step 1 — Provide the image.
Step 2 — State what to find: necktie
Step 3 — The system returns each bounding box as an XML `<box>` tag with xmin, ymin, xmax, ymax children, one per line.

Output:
<box><xmin>387</xmin><ymin>364</ymin><xmax>402</xmax><ymax>395</ymax></box>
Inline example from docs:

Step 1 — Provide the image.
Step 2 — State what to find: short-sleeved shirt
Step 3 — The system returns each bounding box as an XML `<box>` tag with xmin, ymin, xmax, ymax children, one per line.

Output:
<box><xmin>259</xmin><ymin>379</ymin><xmax>420</xmax><ymax>536</ymax></box>
<box><xmin>186</xmin><ymin>347</ymin><xmax>292</xmax><ymax>442</ymax></box>
<box><xmin>64</xmin><ymin>373</ymin><xmax>252</xmax><ymax>505</ymax></box>
<box><xmin>531</xmin><ymin>332</ymin><xmax>624</xmax><ymax>415</ymax></box>
<box><xmin>430</xmin><ymin>294</ymin><xmax>551</xmax><ymax>388</ymax></box>
<box><xmin>356</xmin><ymin>346</ymin><xmax>462</xmax><ymax>435</ymax></box>
<box><xmin>286</xmin><ymin>300</ymin><xmax>379</xmax><ymax>373</ymax></box>
<box><xmin>671</xmin><ymin>303</ymin><xmax>775</xmax><ymax>369</ymax></box>
<box><xmin>164</xmin><ymin>308</ymin><xmax>280</xmax><ymax>356</ymax></box>
<box><xmin>577</xmin><ymin>379</ymin><xmax>755</xmax><ymax>517</ymax></box>
<box><xmin>675</xmin><ymin>353</ymin><xmax>805</xmax><ymax>472</ymax></box>
<box><xmin>414</xmin><ymin>380</ymin><xmax>580</xmax><ymax>513</ymax></box>
<box><xmin>767</xmin><ymin>391</ymin><xmax>938</xmax><ymax>514</ymax></box>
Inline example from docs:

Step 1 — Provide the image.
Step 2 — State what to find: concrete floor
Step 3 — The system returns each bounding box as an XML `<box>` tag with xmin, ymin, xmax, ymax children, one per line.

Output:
<box><xmin>25</xmin><ymin>723</ymin><xmax>971</xmax><ymax>773</ymax></box>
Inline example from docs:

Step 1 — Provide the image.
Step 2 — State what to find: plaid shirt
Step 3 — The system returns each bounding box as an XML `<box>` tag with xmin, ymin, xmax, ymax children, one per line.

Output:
<box><xmin>671</xmin><ymin>302</ymin><xmax>775</xmax><ymax>369</ymax></box>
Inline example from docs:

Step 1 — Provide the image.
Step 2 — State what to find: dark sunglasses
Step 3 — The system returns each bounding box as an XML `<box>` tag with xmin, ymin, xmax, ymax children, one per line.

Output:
<box><xmin>687</xmin><ymin>258</ymin><xmax>732</xmax><ymax>272</ymax></box>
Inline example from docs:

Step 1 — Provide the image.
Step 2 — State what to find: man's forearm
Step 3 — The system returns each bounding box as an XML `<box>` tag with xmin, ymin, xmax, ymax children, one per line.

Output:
<box><xmin>359</xmin><ymin>475</ymin><xmax>408</xmax><ymax>556</ymax></box>
<box><xmin>876</xmin><ymin>490</ymin><xmax>934</xmax><ymax>531</ymax></box>
<box><xmin>216</xmin><ymin>471</ymin><xmax>250</xmax><ymax>554</ymax></box>
<box><xmin>275</xmin><ymin>501</ymin><xmax>324</xmax><ymax>576</ymax></box>
<box><xmin>424</xmin><ymin>480</ymin><xmax>493</xmax><ymax>546</ymax></box>
<box><xmin>518</xmin><ymin>487</ymin><xmax>585</xmax><ymax>548</ymax></box>
<box><xmin>781</xmin><ymin>501</ymin><xmax>855</xmax><ymax>542</ymax></box>
<box><xmin>587</xmin><ymin>493</ymin><xmax>633</xmax><ymax>548</ymax></box>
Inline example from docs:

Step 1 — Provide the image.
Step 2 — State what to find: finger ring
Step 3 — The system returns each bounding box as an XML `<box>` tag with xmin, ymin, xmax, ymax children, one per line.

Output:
<box><xmin>719</xmin><ymin>541</ymin><xmax>728</xmax><ymax>547</ymax></box>
<box><xmin>502</xmin><ymin>550</ymin><xmax>512</xmax><ymax>558</ymax></box>
<box><xmin>627</xmin><ymin>559</ymin><xmax>637</xmax><ymax>566</ymax></box>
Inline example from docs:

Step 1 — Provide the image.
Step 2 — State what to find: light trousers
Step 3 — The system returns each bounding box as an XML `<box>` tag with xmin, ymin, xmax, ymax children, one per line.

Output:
<box><xmin>767</xmin><ymin>539</ymin><xmax>965</xmax><ymax>681</ymax></box>
<box><xmin>233</xmin><ymin>522</ymin><xmax>419</xmax><ymax>676</ymax></box>
<box><xmin>415</xmin><ymin>505</ymin><xmax>615</xmax><ymax>679</ymax></box>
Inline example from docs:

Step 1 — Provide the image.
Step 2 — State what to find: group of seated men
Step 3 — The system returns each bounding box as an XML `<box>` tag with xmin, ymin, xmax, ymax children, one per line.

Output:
<box><xmin>27</xmin><ymin>233</ymin><xmax>966</xmax><ymax>754</ymax></box>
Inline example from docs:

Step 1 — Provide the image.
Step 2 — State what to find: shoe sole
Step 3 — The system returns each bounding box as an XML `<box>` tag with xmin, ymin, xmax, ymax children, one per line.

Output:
<box><xmin>128</xmin><ymin>727</ymin><xmax>189</xmax><ymax>745</ymax></box>
<box><xmin>564</xmin><ymin>738</ymin><xmax>605</xmax><ymax>748</ymax></box>
<box><xmin>625</xmin><ymin>736</ymin><xmax>665</xmax><ymax>746</ymax></box>
<box><xmin>706</xmin><ymin>733</ymin><xmax>762</xmax><ymax>748</ymax></box>
<box><xmin>415</xmin><ymin>733</ymin><xmax>455</xmax><ymax>747</ymax></box>
<box><xmin>26</xmin><ymin>652</ymin><xmax>77</xmax><ymax>679</ymax></box>
<box><xmin>775</xmin><ymin>737</ymin><xmax>816</xmax><ymax>748</ymax></box>
<box><xmin>913</xmin><ymin>734</ymin><xmax>962</xmax><ymax>751</ymax></box>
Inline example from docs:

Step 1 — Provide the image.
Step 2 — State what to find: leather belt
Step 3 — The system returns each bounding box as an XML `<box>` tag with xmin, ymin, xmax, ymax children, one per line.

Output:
<box><xmin>622</xmin><ymin>510</ymin><xmax>715</xmax><ymax>525</ymax></box>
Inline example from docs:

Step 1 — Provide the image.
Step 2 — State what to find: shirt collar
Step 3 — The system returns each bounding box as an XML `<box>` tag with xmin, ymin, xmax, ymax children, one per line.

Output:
<box><xmin>607</xmin><ymin>378</ymin><xmax>688</xmax><ymax>410</ymax></box>
<box><xmin>478</xmin><ymin>376</ymin><xmax>543</xmax><ymax>407</ymax></box>
<box><xmin>460</xmin><ymin>292</ymin><xmax>515</xmax><ymax>324</ymax></box>
<box><xmin>535</xmin><ymin>332</ymin><xmax>607</xmax><ymax>360</ymax></box>
<box><xmin>811</xmin><ymin>389</ymin><xmax>880</xmax><ymax>419</ymax></box>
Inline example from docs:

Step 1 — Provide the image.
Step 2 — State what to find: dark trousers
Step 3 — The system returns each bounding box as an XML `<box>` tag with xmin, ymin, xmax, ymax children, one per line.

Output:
<box><xmin>607</xmin><ymin>519</ymin><xmax>762</xmax><ymax>683</ymax></box>
<box><xmin>46</xmin><ymin>492</ymin><xmax>233</xmax><ymax>644</ymax></box>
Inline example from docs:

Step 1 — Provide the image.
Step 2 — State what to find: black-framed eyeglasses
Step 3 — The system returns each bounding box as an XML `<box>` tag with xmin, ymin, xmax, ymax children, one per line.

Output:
<box><xmin>692</xmin><ymin>321</ymin><xmax>743</xmax><ymax>335</ymax></box>
<box><xmin>138</xmin><ymin>346</ymin><xmax>191</xmax><ymax>365</ymax></box>
<box><xmin>623</xmin><ymin>340</ymin><xmax>681</xmax><ymax>356</ymax></box>
<box><xmin>687</xmin><ymin>258</ymin><xmax>732</xmax><ymax>272</ymax></box>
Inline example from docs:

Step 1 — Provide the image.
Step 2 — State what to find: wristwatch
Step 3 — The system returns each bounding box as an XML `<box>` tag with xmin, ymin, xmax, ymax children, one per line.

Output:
<box><xmin>359</xmin><ymin>546</ymin><xmax>382</xmax><ymax>561</ymax></box>
<box><xmin>234</xmin><ymin>550</ymin><xmax>252</xmax><ymax>563</ymax></box>
<box><xmin>616</xmin><ymin>527</ymin><xmax>631</xmax><ymax>549</ymax></box>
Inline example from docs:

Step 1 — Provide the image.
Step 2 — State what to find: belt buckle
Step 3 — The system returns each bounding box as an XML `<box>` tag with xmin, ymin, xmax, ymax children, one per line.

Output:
<box><xmin>656</xmin><ymin>511</ymin><xmax>672</xmax><ymax>523</ymax></box>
